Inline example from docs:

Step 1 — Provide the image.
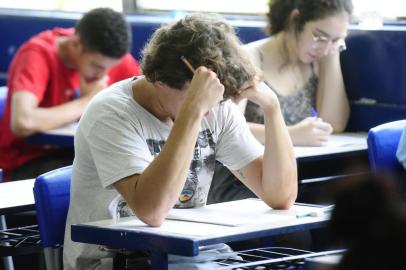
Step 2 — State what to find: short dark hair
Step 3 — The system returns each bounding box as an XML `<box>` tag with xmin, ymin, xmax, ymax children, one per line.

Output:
<box><xmin>267</xmin><ymin>0</ymin><xmax>353</xmax><ymax>35</ymax></box>
<box><xmin>141</xmin><ymin>13</ymin><xmax>256</xmax><ymax>99</ymax></box>
<box><xmin>75</xmin><ymin>7</ymin><xmax>131</xmax><ymax>58</ymax></box>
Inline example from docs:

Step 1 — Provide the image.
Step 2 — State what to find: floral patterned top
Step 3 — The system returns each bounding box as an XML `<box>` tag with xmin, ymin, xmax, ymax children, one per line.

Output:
<box><xmin>245</xmin><ymin>48</ymin><xmax>318</xmax><ymax>126</ymax></box>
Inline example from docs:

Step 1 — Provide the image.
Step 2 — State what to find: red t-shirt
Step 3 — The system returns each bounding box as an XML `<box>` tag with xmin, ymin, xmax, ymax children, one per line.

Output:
<box><xmin>0</xmin><ymin>28</ymin><xmax>141</xmax><ymax>178</ymax></box>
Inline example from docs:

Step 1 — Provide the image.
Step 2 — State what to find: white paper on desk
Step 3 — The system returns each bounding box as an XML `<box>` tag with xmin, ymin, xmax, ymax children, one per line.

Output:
<box><xmin>167</xmin><ymin>199</ymin><xmax>295</xmax><ymax>226</ymax></box>
<box><xmin>326</xmin><ymin>134</ymin><xmax>366</xmax><ymax>147</ymax></box>
<box><xmin>112</xmin><ymin>218</ymin><xmax>233</xmax><ymax>237</ymax></box>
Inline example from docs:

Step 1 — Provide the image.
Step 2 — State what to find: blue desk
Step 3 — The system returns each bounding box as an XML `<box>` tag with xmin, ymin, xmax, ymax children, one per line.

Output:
<box><xmin>295</xmin><ymin>133</ymin><xmax>369</xmax><ymax>181</ymax></box>
<box><xmin>27</xmin><ymin>123</ymin><xmax>76</xmax><ymax>147</ymax></box>
<box><xmin>71</xmin><ymin>199</ymin><xmax>329</xmax><ymax>270</ymax></box>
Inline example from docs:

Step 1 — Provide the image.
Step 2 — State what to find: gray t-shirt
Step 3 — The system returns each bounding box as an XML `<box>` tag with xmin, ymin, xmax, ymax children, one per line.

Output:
<box><xmin>63</xmin><ymin>77</ymin><xmax>263</xmax><ymax>269</ymax></box>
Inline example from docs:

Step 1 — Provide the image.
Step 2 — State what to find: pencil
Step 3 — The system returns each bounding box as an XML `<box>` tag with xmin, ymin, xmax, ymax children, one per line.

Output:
<box><xmin>180</xmin><ymin>55</ymin><xmax>195</xmax><ymax>74</ymax></box>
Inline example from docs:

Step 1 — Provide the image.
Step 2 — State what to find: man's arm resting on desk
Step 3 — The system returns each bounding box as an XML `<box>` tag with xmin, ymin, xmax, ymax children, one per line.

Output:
<box><xmin>11</xmin><ymin>91</ymin><xmax>93</xmax><ymax>137</ymax></box>
<box><xmin>113</xmin><ymin>107</ymin><xmax>202</xmax><ymax>227</ymax></box>
<box><xmin>231</xmin><ymin>81</ymin><xmax>297</xmax><ymax>210</ymax></box>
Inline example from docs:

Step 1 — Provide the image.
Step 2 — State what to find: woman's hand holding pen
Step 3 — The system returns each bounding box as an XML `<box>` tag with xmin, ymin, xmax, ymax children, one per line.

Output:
<box><xmin>289</xmin><ymin>117</ymin><xmax>333</xmax><ymax>146</ymax></box>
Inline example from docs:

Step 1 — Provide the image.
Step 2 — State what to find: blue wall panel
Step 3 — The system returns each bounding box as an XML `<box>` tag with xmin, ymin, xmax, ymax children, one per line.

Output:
<box><xmin>341</xmin><ymin>26</ymin><xmax>406</xmax><ymax>131</ymax></box>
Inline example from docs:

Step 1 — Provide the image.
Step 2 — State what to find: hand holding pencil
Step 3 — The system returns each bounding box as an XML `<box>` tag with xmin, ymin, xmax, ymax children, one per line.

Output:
<box><xmin>180</xmin><ymin>56</ymin><xmax>224</xmax><ymax>113</ymax></box>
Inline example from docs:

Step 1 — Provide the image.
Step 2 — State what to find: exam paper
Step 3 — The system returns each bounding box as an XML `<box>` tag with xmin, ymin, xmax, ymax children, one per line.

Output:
<box><xmin>167</xmin><ymin>199</ymin><xmax>296</xmax><ymax>226</ymax></box>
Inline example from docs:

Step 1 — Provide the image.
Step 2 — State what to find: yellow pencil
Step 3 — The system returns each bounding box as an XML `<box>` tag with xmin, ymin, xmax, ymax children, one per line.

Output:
<box><xmin>180</xmin><ymin>55</ymin><xmax>195</xmax><ymax>74</ymax></box>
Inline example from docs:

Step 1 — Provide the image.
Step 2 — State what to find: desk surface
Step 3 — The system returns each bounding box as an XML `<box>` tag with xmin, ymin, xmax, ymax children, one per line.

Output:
<box><xmin>71</xmin><ymin>199</ymin><xmax>328</xmax><ymax>269</ymax></box>
<box><xmin>295</xmin><ymin>132</ymin><xmax>367</xmax><ymax>160</ymax></box>
<box><xmin>0</xmin><ymin>179</ymin><xmax>35</xmax><ymax>215</ymax></box>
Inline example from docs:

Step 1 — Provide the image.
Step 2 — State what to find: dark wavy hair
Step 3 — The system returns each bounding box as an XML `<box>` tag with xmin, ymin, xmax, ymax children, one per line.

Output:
<box><xmin>141</xmin><ymin>13</ymin><xmax>256</xmax><ymax>99</ymax></box>
<box><xmin>75</xmin><ymin>7</ymin><xmax>131</xmax><ymax>58</ymax></box>
<box><xmin>267</xmin><ymin>0</ymin><xmax>353</xmax><ymax>35</ymax></box>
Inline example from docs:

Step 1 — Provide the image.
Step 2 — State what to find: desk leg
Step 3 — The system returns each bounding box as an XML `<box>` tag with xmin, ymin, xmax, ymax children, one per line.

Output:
<box><xmin>1</xmin><ymin>215</ymin><xmax>15</xmax><ymax>270</ymax></box>
<box><xmin>150</xmin><ymin>251</ymin><xmax>168</xmax><ymax>270</ymax></box>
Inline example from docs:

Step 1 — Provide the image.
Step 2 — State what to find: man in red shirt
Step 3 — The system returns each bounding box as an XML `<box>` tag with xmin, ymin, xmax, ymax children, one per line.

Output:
<box><xmin>0</xmin><ymin>8</ymin><xmax>141</xmax><ymax>180</ymax></box>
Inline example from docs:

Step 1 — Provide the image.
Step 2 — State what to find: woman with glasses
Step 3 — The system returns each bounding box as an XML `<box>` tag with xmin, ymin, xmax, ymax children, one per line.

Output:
<box><xmin>241</xmin><ymin>0</ymin><xmax>353</xmax><ymax>146</ymax></box>
<box><xmin>208</xmin><ymin>0</ymin><xmax>353</xmax><ymax>206</ymax></box>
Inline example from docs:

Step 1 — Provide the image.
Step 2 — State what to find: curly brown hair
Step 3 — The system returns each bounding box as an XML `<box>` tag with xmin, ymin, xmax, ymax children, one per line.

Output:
<box><xmin>141</xmin><ymin>13</ymin><xmax>256</xmax><ymax>99</ymax></box>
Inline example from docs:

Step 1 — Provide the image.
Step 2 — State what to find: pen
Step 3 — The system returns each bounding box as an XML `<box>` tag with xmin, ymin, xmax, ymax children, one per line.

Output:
<box><xmin>180</xmin><ymin>55</ymin><xmax>195</xmax><ymax>74</ymax></box>
<box><xmin>296</xmin><ymin>211</ymin><xmax>313</xmax><ymax>219</ymax></box>
<box><xmin>310</xmin><ymin>107</ymin><xmax>318</xmax><ymax>118</ymax></box>
<box><xmin>296</xmin><ymin>205</ymin><xmax>334</xmax><ymax>218</ymax></box>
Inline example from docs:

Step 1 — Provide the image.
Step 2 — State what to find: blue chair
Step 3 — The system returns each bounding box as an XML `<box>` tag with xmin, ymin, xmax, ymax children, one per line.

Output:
<box><xmin>0</xmin><ymin>86</ymin><xmax>7</xmax><ymax>120</ymax></box>
<box><xmin>33</xmin><ymin>166</ymin><xmax>72</xmax><ymax>270</ymax></box>
<box><xmin>367</xmin><ymin>120</ymin><xmax>406</xmax><ymax>173</ymax></box>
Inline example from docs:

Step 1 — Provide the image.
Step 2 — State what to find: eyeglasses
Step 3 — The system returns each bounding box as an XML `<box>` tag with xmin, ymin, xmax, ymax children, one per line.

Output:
<box><xmin>311</xmin><ymin>32</ymin><xmax>347</xmax><ymax>54</ymax></box>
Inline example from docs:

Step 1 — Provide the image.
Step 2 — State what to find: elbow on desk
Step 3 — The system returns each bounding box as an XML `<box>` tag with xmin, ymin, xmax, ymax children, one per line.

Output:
<box><xmin>137</xmin><ymin>213</ymin><xmax>166</xmax><ymax>227</ymax></box>
<box><xmin>332</xmin><ymin>121</ymin><xmax>347</xmax><ymax>133</ymax></box>
<box><xmin>330</xmin><ymin>113</ymin><xmax>350</xmax><ymax>133</ymax></box>
<box><xmin>266</xmin><ymin>194</ymin><xmax>296</xmax><ymax>210</ymax></box>
<box><xmin>263</xmin><ymin>178</ymin><xmax>298</xmax><ymax>210</ymax></box>
<box><xmin>11</xmin><ymin>116</ymin><xmax>37</xmax><ymax>137</ymax></box>
<box><xmin>132</xmin><ymin>205</ymin><xmax>168</xmax><ymax>227</ymax></box>
<box><xmin>263</xmin><ymin>185</ymin><xmax>297</xmax><ymax>210</ymax></box>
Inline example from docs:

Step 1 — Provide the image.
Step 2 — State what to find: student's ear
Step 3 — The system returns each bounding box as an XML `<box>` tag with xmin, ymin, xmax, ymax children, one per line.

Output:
<box><xmin>71</xmin><ymin>34</ymin><xmax>84</xmax><ymax>54</ymax></box>
<box><xmin>155</xmin><ymin>81</ymin><xmax>167</xmax><ymax>90</ymax></box>
<box><xmin>288</xmin><ymin>9</ymin><xmax>300</xmax><ymax>26</ymax></box>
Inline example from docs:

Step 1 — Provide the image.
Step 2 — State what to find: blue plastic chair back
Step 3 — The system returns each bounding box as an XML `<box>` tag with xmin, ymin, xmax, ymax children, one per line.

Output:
<box><xmin>33</xmin><ymin>166</ymin><xmax>72</xmax><ymax>248</ymax></box>
<box><xmin>367</xmin><ymin>120</ymin><xmax>406</xmax><ymax>173</ymax></box>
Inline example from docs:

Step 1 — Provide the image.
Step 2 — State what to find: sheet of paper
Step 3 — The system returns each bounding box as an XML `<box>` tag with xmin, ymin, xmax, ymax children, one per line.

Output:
<box><xmin>111</xmin><ymin>218</ymin><xmax>232</xmax><ymax>237</ymax></box>
<box><xmin>294</xmin><ymin>133</ymin><xmax>367</xmax><ymax>158</ymax></box>
<box><xmin>45</xmin><ymin>122</ymin><xmax>78</xmax><ymax>136</ymax></box>
<box><xmin>100</xmin><ymin>200</ymin><xmax>328</xmax><ymax>237</ymax></box>
<box><xmin>166</xmin><ymin>199</ymin><xmax>308</xmax><ymax>226</ymax></box>
<box><xmin>327</xmin><ymin>133</ymin><xmax>367</xmax><ymax>147</ymax></box>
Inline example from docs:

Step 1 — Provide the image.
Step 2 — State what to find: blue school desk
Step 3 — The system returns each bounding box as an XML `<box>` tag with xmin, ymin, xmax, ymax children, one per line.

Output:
<box><xmin>27</xmin><ymin>122</ymin><xmax>77</xmax><ymax>147</ymax></box>
<box><xmin>71</xmin><ymin>199</ymin><xmax>330</xmax><ymax>270</ymax></box>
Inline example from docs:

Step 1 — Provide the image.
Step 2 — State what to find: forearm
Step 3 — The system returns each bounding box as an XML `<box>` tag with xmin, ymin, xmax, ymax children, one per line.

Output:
<box><xmin>248</xmin><ymin>122</ymin><xmax>266</xmax><ymax>144</ymax></box>
<box><xmin>317</xmin><ymin>55</ymin><xmax>350</xmax><ymax>132</ymax></box>
<box><xmin>131</xmin><ymin>106</ymin><xmax>203</xmax><ymax>225</ymax></box>
<box><xmin>250</xmin><ymin>121</ymin><xmax>321</xmax><ymax>147</ymax></box>
<box><xmin>287</xmin><ymin>124</ymin><xmax>302</xmax><ymax>146</ymax></box>
<box><xmin>12</xmin><ymin>97</ymin><xmax>90</xmax><ymax>137</ymax></box>
<box><xmin>262</xmin><ymin>106</ymin><xmax>297</xmax><ymax>209</ymax></box>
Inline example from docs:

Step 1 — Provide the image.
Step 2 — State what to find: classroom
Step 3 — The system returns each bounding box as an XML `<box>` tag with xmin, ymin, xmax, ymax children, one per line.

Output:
<box><xmin>1</xmin><ymin>0</ymin><xmax>406</xmax><ymax>269</ymax></box>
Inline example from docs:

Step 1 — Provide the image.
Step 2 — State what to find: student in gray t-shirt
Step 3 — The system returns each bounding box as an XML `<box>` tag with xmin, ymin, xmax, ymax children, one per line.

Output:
<box><xmin>63</xmin><ymin>13</ymin><xmax>298</xmax><ymax>270</ymax></box>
